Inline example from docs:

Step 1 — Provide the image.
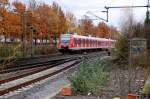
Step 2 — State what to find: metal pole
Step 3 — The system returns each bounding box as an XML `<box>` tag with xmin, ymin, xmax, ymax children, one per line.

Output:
<box><xmin>148</xmin><ymin>0</ymin><xmax>150</xmax><ymax>10</ymax></box>
<box><xmin>106</xmin><ymin>8</ymin><xmax>109</xmax><ymax>22</ymax></box>
<box><xmin>31</xmin><ymin>29</ymin><xmax>33</xmax><ymax>57</ymax></box>
<box><xmin>147</xmin><ymin>0</ymin><xmax>150</xmax><ymax>19</ymax></box>
<box><xmin>22</xmin><ymin>12</ymin><xmax>27</xmax><ymax>57</ymax></box>
<box><xmin>22</xmin><ymin>13</ymin><xmax>25</xmax><ymax>57</ymax></box>
<box><xmin>105</xmin><ymin>5</ymin><xmax>148</xmax><ymax>9</ymax></box>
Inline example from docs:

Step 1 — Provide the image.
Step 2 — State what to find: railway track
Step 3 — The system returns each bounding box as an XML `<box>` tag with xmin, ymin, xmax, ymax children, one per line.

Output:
<box><xmin>0</xmin><ymin>58</ymin><xmax>77</xmax><ymax>84</ymax></box>
<box><xmin>0</xmin><ymin>51</ymin><xmax>107</xmax><ymax>74</ymax></box>
<box><xmin>0</xmin><ymin>57</ymin><xmax>74</xmax><ymax>74</ymax></box>
<box><xmin>0</xmin><ymin>53</ymin><xmax>63</xmax><ymax>70</ymax></box>
<box><xmin>0</xmin><ymin>58</ymin><xmax>80</xmax><ymax>96</ymax></box>
<box><xmin>0</xmin><ymin>51</ymin><xmax>108</xmax><ymax>97</ymax></box>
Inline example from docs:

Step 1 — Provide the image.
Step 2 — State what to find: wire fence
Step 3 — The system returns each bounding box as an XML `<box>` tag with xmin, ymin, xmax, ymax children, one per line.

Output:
<box><xmin>0</xmin><ymin>42</ymin><xmax>58</xmax><ymax>60</ymax></box>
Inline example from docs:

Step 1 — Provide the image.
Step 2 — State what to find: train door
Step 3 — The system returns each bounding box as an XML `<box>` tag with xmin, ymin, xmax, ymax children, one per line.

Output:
<box><xmin>90</xmin><ymin>39</ymin><xmax>92</xmax><ymax>48</ymax></box>
<box><xmin>81</xmin><ymin>39</ymin><xmax>83</xmax><ymax>48</ymax></box>
<box><xmin>69</xmin><ymin>36</ymin><xmax>75</xmax><ymax>48</ymax></box>
<box><xmin>86</xmin><ymin>39</ymin><xmax>89</xmax><ymax>48</ymax></box>
<box><xmin>83</xmin><ymin>39</ymin><xmax>86</xmax><ymax>48</ymax></box>
<box><xmin>74</xmin><ymin>38</ymin><xmax>77</xmax><ymax>48</ymax></box>
<box><xmin>78</xmin><ymin>38</ymin><xmax>81</xmax><ymax>48</ymax></box>
<box><xmin>96</xmin><ymin>40</ymin><xmax>98</xmax><ymax>48</ymax></box>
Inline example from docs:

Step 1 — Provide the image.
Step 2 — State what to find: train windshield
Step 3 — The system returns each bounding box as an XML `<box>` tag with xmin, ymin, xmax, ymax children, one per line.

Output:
<box><xmin>60</xmin><ymin>34</ymin><xmax>71</xmax><ymax>43</ymax></box>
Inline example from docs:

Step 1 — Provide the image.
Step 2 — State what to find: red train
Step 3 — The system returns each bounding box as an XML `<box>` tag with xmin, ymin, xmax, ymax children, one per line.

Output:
<box><xmin>57</xmin><ymin>33</ymin><xmax>116</xmax><ymax>53</ymax></box>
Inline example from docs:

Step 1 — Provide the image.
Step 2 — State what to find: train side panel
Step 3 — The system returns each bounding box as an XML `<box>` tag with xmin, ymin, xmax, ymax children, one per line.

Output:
<box><xmin>58</xmin><ymin>34</ymin><xmax>116</xmax><ymax>53</ymax></box>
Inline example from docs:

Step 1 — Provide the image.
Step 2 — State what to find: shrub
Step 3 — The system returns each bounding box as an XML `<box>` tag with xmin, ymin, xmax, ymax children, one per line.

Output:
<box><xmin>143</xmin><ymin>84</ymin><xmax>150</xmax><ymax>94</ymax></box>
<box><xmin>115</xmin><ymin>35</ymin><xmax>129</xmax><ymax>60</ymax></box>
<box><xmin>69</xmin><ymin>58</ymin><xmax>112</xmax><ymax>95</ymax></box>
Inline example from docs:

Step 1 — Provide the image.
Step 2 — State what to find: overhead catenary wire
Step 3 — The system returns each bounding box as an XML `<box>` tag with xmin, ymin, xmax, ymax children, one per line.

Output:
<box><xmin>105</xmin><ymin>0</ymin><xmax>150</xmax><ymax>22</ymax></box>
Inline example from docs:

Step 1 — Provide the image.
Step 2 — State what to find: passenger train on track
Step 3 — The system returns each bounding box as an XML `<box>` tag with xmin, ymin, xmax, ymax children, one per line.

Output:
<box><xmin>57</xmin><ymin>33</ymin><xmax>116</xmax><ymax>53</ymax></box>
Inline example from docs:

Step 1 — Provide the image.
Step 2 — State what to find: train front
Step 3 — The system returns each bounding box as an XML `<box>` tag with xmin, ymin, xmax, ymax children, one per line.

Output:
<box><xmin>57</xmin><ymin>34</ymin><xmax>71</xmax><ymax>53</ymax></box>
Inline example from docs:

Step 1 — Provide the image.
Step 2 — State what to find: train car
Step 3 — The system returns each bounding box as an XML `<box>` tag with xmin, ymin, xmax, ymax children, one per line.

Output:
<box><xmin>57</xmin><ymin>33</ymin><xmax>116</xmax><ymax>53</ymax></box>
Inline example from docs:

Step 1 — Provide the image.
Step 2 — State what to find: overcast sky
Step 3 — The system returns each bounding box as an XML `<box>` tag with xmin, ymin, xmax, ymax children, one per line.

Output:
<box><xmin>21</xmin><ymin>0</ymin><xmax>148</xmax><ymax>29</ymax></box>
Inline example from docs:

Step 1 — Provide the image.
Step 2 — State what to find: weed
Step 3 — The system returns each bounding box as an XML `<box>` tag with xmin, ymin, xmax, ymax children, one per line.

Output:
<box><xmin>69</xmin><ymin>58</ymin><xmax>112</xmax><ymax>95</ymax></box>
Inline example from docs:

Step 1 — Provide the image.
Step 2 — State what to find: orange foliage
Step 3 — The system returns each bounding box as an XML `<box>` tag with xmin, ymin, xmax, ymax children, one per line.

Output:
<box><xmin>0</xmin><ymin>0</ymin><xmax>9</xmax><ymax>5</ymax></box>
<box><xmin>0</xmin><ymin>0</ymin><xmax>118</xmax><ymax>41</ymax></box>
<box><xmin>97</xmin><ymin>22</ymin><xmax>110</xmax><ymax>38</ymax></box>
<box><xmin>80</xmin><ymin>19</ymin><xmax>94</xmax><ymax>35</ymax></box>
<box><xmin>13</xmin><ymin>1</ymin><xmax>26</xmax><ymax>13</ymax></box>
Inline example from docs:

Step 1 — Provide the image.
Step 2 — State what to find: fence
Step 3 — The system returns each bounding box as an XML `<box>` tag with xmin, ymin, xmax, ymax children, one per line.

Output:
<box><xmin>129</xmin><ymin>38</ymin><xmax>147</xmax><ymax>65</ymax></box>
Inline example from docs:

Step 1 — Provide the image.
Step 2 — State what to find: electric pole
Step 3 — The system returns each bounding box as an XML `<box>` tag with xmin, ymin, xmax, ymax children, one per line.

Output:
<box><xmin>105</xmin><ymin>0</ymin><xmax>150</xmax><ymax>22</ymax></box>
<box><xmin>145</xmin><ymin>0</ymin><xmax>150</xmax><ymax>24</ymax></box>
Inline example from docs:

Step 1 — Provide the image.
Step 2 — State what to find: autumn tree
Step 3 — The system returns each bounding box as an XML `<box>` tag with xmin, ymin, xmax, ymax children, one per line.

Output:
<box><xmin>0</xmin><ymin>0</ymin><xmax>9</xmax><ymax>40</ymax></box>
<box><xmin>97</xmin><ymin>22</ymin><xmax>110</xmax><ymax>38</ymax></box>
<box><xmin>12</xmin><ymin>1</ymin><xmax>27</xmax><ymax>42</ymax></box>
<box><xmin>0</xmin><ymin>8</ymin><xmax>8</xmax><ymax>39</ymax></box>
<box><xmin>35</xmin><ymin>3</ymin><xmax>51</xmax><ymax>37</ymax></box>
<box><xmin>13</xmin><ymin>1</ymin><xmax>26</xmax><ymax>13</ymax></box>
<box><xmin>6</xmin><ymin>12</ymin><xmax>21</xmax><ymax>38</ymax></box>
<box><xmin>0</xmin><ymin>0</ymin><xmax>9</xmax><ymax>7</ymax></box>
<box><xmin>29</xmin><ymin>0</ymin><xmax>37</xmax><ymax>11</ymax></box>
<box><xmin>80</xmin><ymin>19</ymin><xmax>94</xmax><ymax>36</ymax></box>
<box><xmin>65</xmin><ymin>12</ymin><xmax>78</xmax><ymax>33</ymax></box>
<box><xmin>92</xmin><ymin>26</ymin><xmax>99</xmax><ymax>37</ymax></box>
<box><xmin>65</xmin><ymin>12</ymin><xmax>83</xmax><ymax>35</ymax></box>
<box><xmin>51</xmin><ymin>2</ymin><xmax>67</xmax><ymax>37</ymax></box>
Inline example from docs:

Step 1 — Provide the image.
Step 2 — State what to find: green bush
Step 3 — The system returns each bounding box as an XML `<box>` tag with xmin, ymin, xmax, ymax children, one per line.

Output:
<box><xmin>69</xmin><ymin>58</ymin><xmax>112</xmax><ymax>95</ymax></box>
<box><xmin>143</xmin><ymin>84</ymin><xmax>150</xmax><ymax>94</ymax></box>
<box><xmin>115</xmin><ymin>35</ymin><xmax>129</xmax><ymax>59</ymax></box>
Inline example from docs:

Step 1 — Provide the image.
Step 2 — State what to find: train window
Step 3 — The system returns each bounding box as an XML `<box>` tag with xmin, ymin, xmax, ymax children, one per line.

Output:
<box><xmin>61</xmin><ymin>34</ymin><xmax>71</xmax><ymax>43</ymax></box>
